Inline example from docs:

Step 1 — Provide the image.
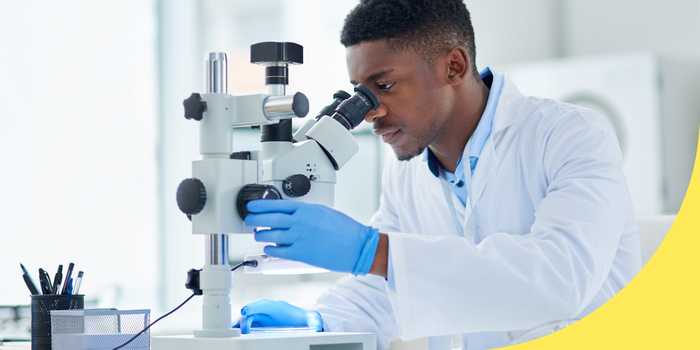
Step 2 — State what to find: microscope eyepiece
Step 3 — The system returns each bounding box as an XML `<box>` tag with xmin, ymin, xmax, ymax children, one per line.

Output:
<box><xmin>316</xmin><ymin>90</ymin><xmax>351</xmax><ymax>120</ymax></box>
<box><xmin>330</xmin><ymin>84</ymin><xmax>380</xmax><ymax>130</ymax></box>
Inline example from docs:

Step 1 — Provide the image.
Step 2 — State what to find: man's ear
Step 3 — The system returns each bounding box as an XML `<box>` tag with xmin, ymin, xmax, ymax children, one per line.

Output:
<box><xmin>446</xmin><ymin>46</ymin><xmax>469</xmax><ymax>85</ymax></box>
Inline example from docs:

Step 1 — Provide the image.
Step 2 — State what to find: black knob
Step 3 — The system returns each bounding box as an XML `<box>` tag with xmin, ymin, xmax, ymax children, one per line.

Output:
<box><xmin>291</xmin><ymin>92</ymin><xmax>310</xmax><ymax>118</ymax></box>
<box><xmin>230</xmin><ymin>151</ymin><xmax>252</xmax><ymax>160</ymax></box>
<box><xmin>236</xmin><ymin>184</ymin><xmax>282</xmax><ymax>219</ymax></box>
<box><xmin>185</xmin><ymin>268</ymin><xmax>202</xmax><ymax>295</ymax></box>
<box><xmin>184</xmin><ymin>93</ymin><xmax>207</xmax><ymax>121</ymax></box>
<box><xmin>177</xmin><ymin>178</ymin><xmax>206</xmax><ymax>215</ymax></box>
<box><xmin>283</xmin><ymin>175</ymin><xmax>311</xmax><ymax>198</ymax></box>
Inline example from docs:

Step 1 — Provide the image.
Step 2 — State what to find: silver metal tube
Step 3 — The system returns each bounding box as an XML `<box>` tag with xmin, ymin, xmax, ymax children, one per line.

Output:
<box><xmin>206</xmin><ymin>234</ymin><xmax>229</xmax><ymax>265</ymax></box>
<box><xmin>264</xmin><ymin>95</ymin><xmax>302</xmax><ymax>120</ymax></box>
<box><xmin>267</xmin><ymin>84</ymin><xmax>285</xmax><ymax>96</ymax></box>
<box><xmin>205</xmin><ymin>52</ymin><xmax>228</xmax><ymax>94</ymax></box>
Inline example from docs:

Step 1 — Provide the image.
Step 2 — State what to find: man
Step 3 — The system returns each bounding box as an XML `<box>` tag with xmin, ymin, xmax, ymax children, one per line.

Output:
<box><xmin>236</xmin><ymin>0</ymin><xmax>641</xmax><ymax>349</ymax></box>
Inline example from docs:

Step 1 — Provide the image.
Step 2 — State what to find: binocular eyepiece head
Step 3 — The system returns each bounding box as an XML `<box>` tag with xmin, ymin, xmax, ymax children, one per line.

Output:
<box><xmin>317</xmin><ymin>84</ymin><xmax>380</xmax><ymax>130</ymax></box>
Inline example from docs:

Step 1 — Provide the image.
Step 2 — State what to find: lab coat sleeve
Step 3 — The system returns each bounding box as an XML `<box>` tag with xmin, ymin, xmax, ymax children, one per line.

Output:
<box><xmin>368</xmin><ymin>158</ymin><xmax>403</xmax><ymax>234</ymax></box>
<box><xmin>313</xmin><ymin>274</ymin><xmax>400</xmax><ymax>350</ymax></box>
<box><xmin>387</xmin><ymin>110</ymin><xmax>627</xmax><ymax>339</ymax></box>
<box><xmin>368</xmin><ymin>161</ymin><xmax>403</xmax><ymax>293</ymax></box>
<box><xmin>312</xmin><ymin>161</ymin><xmax>402</xmax><ymax>350</ymax></box>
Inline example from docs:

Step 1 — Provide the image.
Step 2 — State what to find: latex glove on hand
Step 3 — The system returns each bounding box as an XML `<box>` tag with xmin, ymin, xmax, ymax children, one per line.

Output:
<box><xmin>245</xmin><ymin>200</ymin><xmax>380</xmax><ymax>276</ymax></box>
<box><xmin>232</xmin><ymin>299</ymin><xmax>323</xmax><ymax>334</ymax></box>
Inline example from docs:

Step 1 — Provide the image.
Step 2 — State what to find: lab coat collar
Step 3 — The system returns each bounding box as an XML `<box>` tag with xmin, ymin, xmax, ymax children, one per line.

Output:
<box><xmin>422</xmin><ymin>147</ymin><xmax>441</xmax><ymax>178</ymax></box>
<box><xmin>468</xmin><ymin>74</ymin><xmax>524</xmax><ymax>211</ymax></box>
<box><xmin>491</xmin><ymin>73</ymin><xmax>523</xmax><ymax>133</ymax></box>
<box><xmin>467</xmin><ymin>132</ymin><xmax>496</xmax><ymax>218</ymax></box>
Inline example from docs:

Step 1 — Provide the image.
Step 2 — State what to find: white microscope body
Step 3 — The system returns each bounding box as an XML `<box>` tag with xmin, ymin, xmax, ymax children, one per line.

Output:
<box><xmin>152</xmin><ymin>42</ymin><xmax>378</xmax><ymax>350</ymax></box>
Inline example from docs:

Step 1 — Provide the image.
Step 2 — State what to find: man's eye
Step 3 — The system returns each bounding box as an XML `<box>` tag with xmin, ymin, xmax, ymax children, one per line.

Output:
<box><xmin>378</xmin><ymin>82</ymin><xmax>394</xmax><ymax>91</ymax></box>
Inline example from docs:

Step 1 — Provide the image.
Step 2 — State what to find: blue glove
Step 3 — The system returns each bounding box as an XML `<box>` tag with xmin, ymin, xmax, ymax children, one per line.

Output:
<box><xmin>245</xmin><ymin>200</ymin><xmax>380</xmax><ymax>276</ymax></box>
<box><xmin>232</xmin><ymin>299</ymin><xmax>323</xmax><ymax>334</ymax></box>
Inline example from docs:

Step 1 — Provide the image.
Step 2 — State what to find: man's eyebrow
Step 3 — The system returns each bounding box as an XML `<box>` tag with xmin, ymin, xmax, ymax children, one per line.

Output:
<box><xmin>349</xmin><ymin>69</ymin><xmax>395</xmax><ymax>86</ymax></box>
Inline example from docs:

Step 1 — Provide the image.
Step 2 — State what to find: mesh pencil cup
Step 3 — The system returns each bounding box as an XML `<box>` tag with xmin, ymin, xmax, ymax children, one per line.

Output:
<box><xmin>50</xmin><ymin>309</ymin><xmax>151</xmax><ymax>350</ymax></box>
<box><xmin>30</xmin><ymin>294</ymin><xmax>84</xmax><ymax>350</ymax></box>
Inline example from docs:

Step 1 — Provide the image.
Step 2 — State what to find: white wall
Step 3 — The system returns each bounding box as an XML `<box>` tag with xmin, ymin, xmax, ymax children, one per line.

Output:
<box><xmin>0</xmin><ymin>0</ymin><xmax>158</xmax><ymax>309</ymax></box>
<box><xmin>563</xmin><ymin>0</ymin><xmax>700</xmax><ymax>58</ymax></box>
<box><xmin>470</xmin><ymin>0</ymin><xmax>700</xmax><ymax>65</ymax></box>
<box><xmin>469</xmin><ymin>0</ymin><xmax>564</xmax><ymax>66</ymax></box>
<box><xmin>156</xmin><ymin>0</ymin><xmax>205</xmax><ymax>318</ymax></box>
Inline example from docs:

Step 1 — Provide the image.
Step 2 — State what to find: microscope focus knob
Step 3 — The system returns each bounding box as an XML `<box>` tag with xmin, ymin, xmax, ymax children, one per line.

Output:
<box><xmin>185</xmin><ymin>268</ymin><xmax>203</xmax><ymax>295</ymax></box>
<box><xmin>183</xmin><ymin>93</ymin><xmax>207</xmax><ymax>121</ymax></box>
<box><xmin>177</xmin><ymin>178</ymin><xmax>207</xmax><ymax>215</ymax></box>
<box><xmin>283</xmin><ymin>174</ymin><xmax>311</xmax><ymax>197</ymax></box>
<box><xmin>237</xmin><ymin>184</ymin><xmax>282</xmax><ymax>219</ymax></box>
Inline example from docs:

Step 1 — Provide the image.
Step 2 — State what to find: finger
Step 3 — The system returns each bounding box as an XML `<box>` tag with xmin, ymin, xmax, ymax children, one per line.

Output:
<box><xmin>245</xmin><ymin>212</ymin><xmax>296</xmax><ymax>229</ymax></box>
<box><xmin>241</xmin><ymin>315</ymin><xmax>254</xmax><ymax>334</ymax></box>
<box><xmin>241</xmin><ymin>299</ymin><xmax>277</xmax><ymax>317</ymax></box>
<box><xmin>232</xmin><ymin>316</ymin><xmax>243</xmax><ymax>328</ymax></box>
<box><xmin>264</xmin><ymin>245</ymin><xmax>293</xmax><ymax>260</ymax></box>
<box><xmin>255</xmin><ymin>230</ymin><xmax>299</xmax><ymax>245</ymax></box>
<box><xmin>247</xmin><ymin>199</ymin><xmax>305</xmax><ymax>214</ymax></box>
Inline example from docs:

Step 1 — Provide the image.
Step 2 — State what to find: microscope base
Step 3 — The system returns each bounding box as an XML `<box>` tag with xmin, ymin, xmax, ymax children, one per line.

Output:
<box><xmin>193</xmin><ymin>327</ymin><xmax>241</xmax><ymax>337</ymax></box>
<box><xmin>152</xmin><ymin>332</ymin><xmax>376</xmax><ymax>350</ymax></box>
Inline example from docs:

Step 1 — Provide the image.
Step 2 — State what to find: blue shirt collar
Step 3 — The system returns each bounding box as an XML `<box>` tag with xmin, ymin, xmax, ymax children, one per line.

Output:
<box><xmin>422</xmin><ymin>67</ymin><xmax>504</xmax><ymax>177</ymax></box>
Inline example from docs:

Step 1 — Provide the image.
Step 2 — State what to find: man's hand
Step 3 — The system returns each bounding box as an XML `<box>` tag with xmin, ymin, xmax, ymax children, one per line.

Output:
<box><xmin>233</xmin><ymin>299</ymin><xmax>323</xmax><ymax>334</ymax></box>
<box><xmin>245</xmin><ymin>200</ymin><xmax>380</xmax><ymax>276</ymax></box>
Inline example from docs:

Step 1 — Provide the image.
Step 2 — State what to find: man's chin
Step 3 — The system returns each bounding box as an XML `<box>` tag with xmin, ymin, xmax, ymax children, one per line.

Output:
<box><xmin>393</xmin><ymin>145</ymin><xmax>426</xmax><ymax>161</ymax></box>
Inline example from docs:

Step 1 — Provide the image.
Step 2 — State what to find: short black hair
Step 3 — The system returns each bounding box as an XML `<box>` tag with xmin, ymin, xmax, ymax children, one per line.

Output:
<box><xmin>341</xmin><ymin>0</ymin><xmax>478</xmax><ymax>78</ymax></box>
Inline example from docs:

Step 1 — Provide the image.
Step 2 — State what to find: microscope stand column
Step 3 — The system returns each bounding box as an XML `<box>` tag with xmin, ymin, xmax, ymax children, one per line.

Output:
<box><xmin>194</xmin><ymin>233</ymin><xmax>240</xmax><ymax>338</ymax></box>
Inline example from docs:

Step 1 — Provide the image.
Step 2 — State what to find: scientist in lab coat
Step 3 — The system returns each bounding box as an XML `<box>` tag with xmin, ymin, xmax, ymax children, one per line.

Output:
<box><xmin>235</xmin><ymin>0</ymin><xmax>642</xmax><ymax>349</ymax></box>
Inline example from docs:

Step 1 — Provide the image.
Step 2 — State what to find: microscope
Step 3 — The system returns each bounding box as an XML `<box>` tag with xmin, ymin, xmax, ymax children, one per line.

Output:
<box><xmin>151</xmin><ymin>42</ymin><xmax>378</xmax><ymax>349</ymax></box>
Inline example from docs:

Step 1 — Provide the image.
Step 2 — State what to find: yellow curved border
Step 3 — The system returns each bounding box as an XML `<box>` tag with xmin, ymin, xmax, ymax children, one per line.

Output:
<box><xmin>509</xmin><ymin>129</ymin><xmax>700</xmax><ymax>349</ymax></box>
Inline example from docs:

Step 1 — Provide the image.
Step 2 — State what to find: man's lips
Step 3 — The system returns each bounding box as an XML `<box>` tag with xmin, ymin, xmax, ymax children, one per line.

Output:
<box><xmin>373</xmin><ymin>127</ymin><xmax>400</xmax><ymax>143</ymax></box>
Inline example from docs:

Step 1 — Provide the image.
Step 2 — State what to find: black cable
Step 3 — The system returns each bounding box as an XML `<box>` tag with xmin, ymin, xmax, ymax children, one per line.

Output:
<box><xmin>112</xmin><ymin>293</ymin><xmax>196</xmax><ymax>350</ymax></box>
<box><xmin>231</xmin><ymin>260</ymin><xmax>257</xmax><ymax>271</ymax></box>
<box><xmin>111</xmin><ymin>261</ymin><xmax>256</xmax><ymax>350</ymax></box>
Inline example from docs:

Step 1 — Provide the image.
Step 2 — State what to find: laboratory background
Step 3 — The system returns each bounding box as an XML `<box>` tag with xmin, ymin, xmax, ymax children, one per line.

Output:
<box><xmin>1</xmin><ymin>0</ymin><xmax>698</xmax><ymax>349</ymax></box>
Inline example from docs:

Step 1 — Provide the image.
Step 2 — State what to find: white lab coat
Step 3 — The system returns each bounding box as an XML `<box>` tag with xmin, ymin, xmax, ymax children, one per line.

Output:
<box><xmin>313</xmin><ymin>74</ymin><xmax>642</xmax><ymax>350</ymax></box>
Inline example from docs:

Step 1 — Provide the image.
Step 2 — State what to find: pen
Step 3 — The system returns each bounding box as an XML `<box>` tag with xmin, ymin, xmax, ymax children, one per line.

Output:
<box><xmin>65</xmin><ymin>278</ymin><xmax>73</xmax><ymax>295</ymax></box>
<box><xmin>20</xmin><ymin>263</ymin><xmax>40</xmax><ymax>295</ymax></box>
<box><xmin>73</xmin><ymin>271</ymin><xmax>84</xmax><ymax>295</ymax></box>
<box><xmin>38</xmin><ymin>268</ymin><xmax>53</xmax><ymax>295</ymax></box>
<box><xmin>52</xmin><ymin>265</ymin><xmax>63</xmax><ymax>294</ymax></box>
<box><xmin>61</xmin><ymin>263</ymin><xmax>75</xmax><ymax>295</ymax></box>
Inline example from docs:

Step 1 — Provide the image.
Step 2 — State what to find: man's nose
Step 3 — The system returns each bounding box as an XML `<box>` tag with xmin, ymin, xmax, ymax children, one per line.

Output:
<box><xmin>364</xmin><ymin>105</ymin><xmax>388</xmax><ymax>123</ymax></box>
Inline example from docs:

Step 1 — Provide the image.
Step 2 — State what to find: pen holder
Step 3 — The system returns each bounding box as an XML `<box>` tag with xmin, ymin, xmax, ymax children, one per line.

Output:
<box><xmin>51</xmin><ymin>309</ymin><xmax>151</xmax><ymax>350</ymax></box>
<box><xmin>31</xmin><ymin>294</ymin><xmax>84</xmax><ymax>350</ymax></box>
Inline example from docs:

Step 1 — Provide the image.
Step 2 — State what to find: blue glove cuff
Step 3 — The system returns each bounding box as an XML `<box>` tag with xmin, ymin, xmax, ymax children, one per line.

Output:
<box><xmin>351</xmin><ymin>228</ymin><xmax>380</xmax><ymax>276</ymax></box>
